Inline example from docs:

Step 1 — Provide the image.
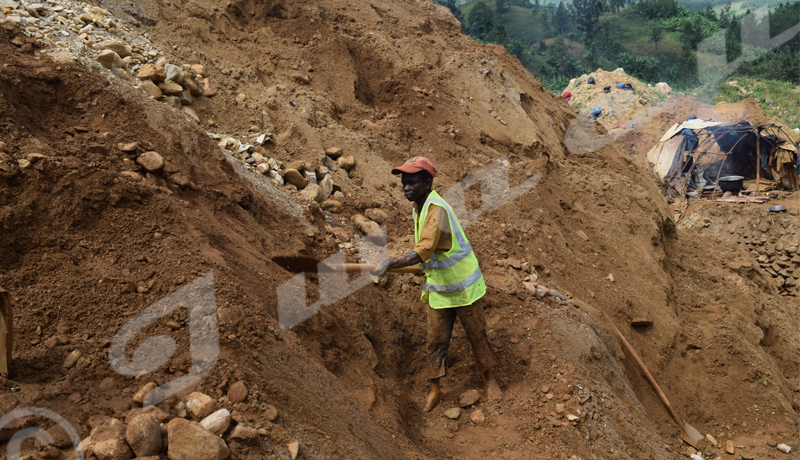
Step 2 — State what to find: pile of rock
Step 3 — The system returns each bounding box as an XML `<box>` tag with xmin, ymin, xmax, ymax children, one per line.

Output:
<box><xmin>1</xmin><ymin>0</ymin><xmax>216</xmax><ymax>124</ymax></box>
<box><xmin>740</xmin><ymin>227</ymin><xmax>800</xmax><ymax>296</ymax></box>
<box><xmin>135</xmin><ymin>60</ymin><xmax>214</xmax><ymax>123</ymax></box>
<box><xmin>210</xmin><ymin>133</ymin><xmax>355</xmax><ymax>212</ymax></box>
<box><xmin>73</xmin><ymin>384</ymin><xmax>291</xmax><ymax>460</ymax></box>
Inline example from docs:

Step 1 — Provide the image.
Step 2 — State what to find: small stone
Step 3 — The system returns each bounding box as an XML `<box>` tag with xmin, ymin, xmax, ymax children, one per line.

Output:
<box><xmin>321</xmin><ymin>199</ymin><xmax>343</xmax><ymax>213</ymax></box>
<box><xmin>191</xmin><ymin>64</ymin><xmax>205</xmax><ymax>76</ymax></box>
<box><xmin>118</xmin><ymin>142</ymin><xmax>138</xmax><ymax>152</ymax></box>
<box><xmin>136</xmin><ymin>151</ymin><xmax>165</xmax><ymax>173</ymax></box>
<box><xmin>166</xmin><ymin>418</ymin><xmax>229</xmax><ymax>460</ymax></box>
<box><xmin>63</xmin><ymin>350</ymin><xmax>81</xmax><ymax>369</ymax></box>
<box><xmin>300</xmin><ymin>184</ymin><xmax>323</xmax><ymax>202</ymax></box>
<box><xmin>202</xmin><ymin>78</ymin><xmax>216</xmax><ymax>97</ymax></box>
<box><xmin>185</xmin><ymin>392</ymin><xmax>218</xmax><ymax>421</ymax></box>
<box><xmin>337</xmin><ymin>155</ymin><xmax>356</xmax><ymax>171</ymax></box>
<box><xmin>178</xmin><ymin>90</ymin><xmax>194</xmax><ymax>106</ymax></box>
<box><xmin>17</xmin><ymin>158</ymin><xmax>31</xmax><ymax>169</ymax></box>
<box><xmin>607</xmin><ymin>273</ymin><xmax>615</xmax><ymax>282</ymax></box>
<box><xmin>535</xmin><ymin>285</ymin><xmax>548</xmax><ymax>298</ymax></box>
<box><xmin>705</xmin><ymin>434</ymin><xmax>717</xmax><ymax>447</ymax></box>
<box><xmin>264</xmin><ymin>404</ymin><xmax>278</xmax><ymax>422</ymax></box>
<box><xmin>268</xmin><ymin>170</ymin><xmax>284</xmax><ymax>185</ymax></box>
<box><xmin>325</xmin><ymin>147</ymin><xmax>343</xmax><ymax>159</ymax></box>
<box><xmin>121</xmin><ymin>171</ymin><xmax>143</xmax><ymax>182</ymax></box>
<box><xmin>291</xmin><ymin>73</ymin><xmax>310</xmax><ymax>84</ymax></box>
<box><xmin>92</xmin><ymin>437</ymin><xmax>134</xmax><ymax>460</ymax></box>
<box><xmin>725</xmin><ymin>440</ymin><xmax>735</xmax><ymax>454</ymax></box>
<box><xmin>459</xmin><ymin>389</ymin><xmax>481</xmax><ymax>407</ymax></box>
<box><xmin>288</xmin><ymin>440</ymin><xmax>299</xmax><ymax>460</ymax></box>
<box><xmin>554</xmin><ymin>403</ymin><xmax>565</xmax><ymax>414</ymax></box>
<box><xmin>319</xmin><ymin>174</ymin><xmax>334</xmax><ymax>200</ymax></box>
<box><xmin>444</xmin><ymin>408</ymin><xmax>461</xmax><ymax>420</ymax></box>
<box><xmin>181</xmin><ymin>106</ymin><xmax>200</xmax><ymax>123</ymax></box>
<box><xmin>162</xmin><ymin>96</ymin><xmax>181</xmax><ymax>109</ymax></box>
<box><xmin>778</xmin><ymin>444</ymin><xmax>791</xmax><ymax>453</ymax></box>
<box><xmin>740</xmin><ymin>452</ymin><xmax>754</xmax><ymax>460</ymax></box>
<box><xmin>101</xmin><ymin>40</ymin><xmax>132</xmax><ymax>58</ymax></box>
<box><xmin>226</xmin><ymin>425</ymin><xmax>258</xmax><ymax>441</ymax></box>
<box><xmin>288</xmin><ymin>161</ymin><xmax>306</xmax><ymax>171</ymax></box>
<box><xmin>125</xmin><ymin>413</ymin><xmax>161</xmax><ymax>457</ymax></box>
<box><xmin>283</xmin><ymin>169</ymin><xmax>307</xmax><ymax>189</ymax></box>
<box><xmin>96</xmin><ymin>50</ymin><xmax>124</xmax><ymax>69</ymax></box>
<box><xmin>508</xmin><ymin>258</ymin><xmax>521</xmax><ymax>270</ymax></box>
<box><xmin>164</xmin><ymin>64</ymin><xmax>185</xmax><ymax>84</ymax></box>
<box><xmin>137</xmin><ymin>64</ymin><xmax>166</xmax><ymax>81</ymax></box>
<box><xmin>184</xmin><ymin>79</ymin><xmax>202</xmax><ymax>97</ymax></box>
<box><xmin>133</xmin><ymin>382</ymin><xmax>157</xmax><ymax>405</ymax></box>
<box><xmin>157</xmin><ymin>81</ymin><xmax>183</xmax><ymax>96</ymax></box>
<box><xmin>541</xmin><ymin>385</ymin><xmax>550</xmax><ymax>393</ymax></box>
<box><xmin>364</xmin><ymin>208</ymin><xmax>388</xmax><ymax>224</ymax></box>
<box><xmin>200</xmin><ymin>409</ymin><xmax>231</xmax><ymax>436</ymax></box>
<box><xmin>99</xmin><ymin>377</ymin><xmax>116</xmax><ymax>391</ymax></box>
<box><xmin>767</xmin><ymin>440</ymin><xmax>778</xmax><ymax>447</ymax></box>
<box><xmin>575</xmin><ymin>230</ymin><xmax>589</xmax><ymax>241</ymax></box>
<box><xmin>469</xmin><ymin>409</ymin><xmax>485</xmax><ymax>423</ymax></box>
<box><xmin>227</xmin><ymin>381</ymin><xmax>248</xmax><ymax>404</ymax></box>
<box><xmin>140</xmin><ymin>80</ymin><xmax>162</xmax><ymax>98</ymax></box>
<box><xmin>567</xmin><ymin>414</ymin><xmax>579</xmax><ymax>421</ymax></box>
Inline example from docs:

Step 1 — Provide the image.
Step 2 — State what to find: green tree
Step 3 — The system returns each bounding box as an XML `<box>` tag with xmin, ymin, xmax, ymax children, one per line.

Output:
<box><xmin>487</xmin><ymin>23</ymin><xmax>508</xmax><ymax>44</ymax></box>
<box><xmin>570</xmin><ymin>0</ymin><xmax>606</xmax><ymax>48</ymax></box>
<box><xmin>704</xmin><ymin>3</ymin><xmax>717</xmax><ymax>21</ymax></box>
<box><xmin>497</xmin><ymin>0</ymin><xmax>507</xmax><ymax>14</ymax></box>
<box><xmin>467</xmin><ymin>1</ymin><xmax>495</xmax><ymax>40</ymax></box>
<box><xmin>436</xmin><ymin>0</ymin><xmax>464</xmax><ymax>24</ymax></box>
<box><xmin>555</xmin><ymin>1</ymin><xmax>570</xmax><ymax>34</ymax></box>
<box><xmin>650</xmin><ymin>24</ymin><xmax>663</xmax><ymax>49</ymax></box>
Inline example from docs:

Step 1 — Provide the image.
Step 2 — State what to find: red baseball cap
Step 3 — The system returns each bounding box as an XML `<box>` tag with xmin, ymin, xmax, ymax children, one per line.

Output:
<box><xmin>391</xmin><ymin>156</ymin><xmax>436</xmax><ymax>178</ymax></box>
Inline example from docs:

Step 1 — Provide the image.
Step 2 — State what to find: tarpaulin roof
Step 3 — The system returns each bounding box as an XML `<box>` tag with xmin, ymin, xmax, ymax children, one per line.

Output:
<box><xmin>659</xmin><ymin>120</ymin><xmax>741</xmax><ymax>142</ymax></box>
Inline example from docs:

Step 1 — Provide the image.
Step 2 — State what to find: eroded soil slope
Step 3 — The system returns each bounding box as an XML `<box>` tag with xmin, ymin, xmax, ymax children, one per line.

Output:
<box><xmin>0</xmin><ymin>0</ymin><xmax>797</xmax><ymax>458</ymax></box>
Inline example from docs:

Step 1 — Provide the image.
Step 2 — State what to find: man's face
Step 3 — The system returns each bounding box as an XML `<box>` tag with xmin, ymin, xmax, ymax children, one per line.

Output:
<box><xmin>401</xmin><ymin>172</ymin><xmax>431</xmax><ymax>202</ymax></box>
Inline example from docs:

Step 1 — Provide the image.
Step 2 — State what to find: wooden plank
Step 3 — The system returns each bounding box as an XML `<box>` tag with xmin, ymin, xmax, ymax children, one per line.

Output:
<box><xmin>0</xmin><ymin>288</ymin><xmax>10</xmax><ymax>376</ymax></box>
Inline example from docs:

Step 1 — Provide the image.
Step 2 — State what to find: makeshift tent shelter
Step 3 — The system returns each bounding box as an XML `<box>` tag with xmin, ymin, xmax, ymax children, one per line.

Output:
<box><xmin>646</xmin><ymin>120</ymin><xmax>799</xmax><ymax>200</ymax></box>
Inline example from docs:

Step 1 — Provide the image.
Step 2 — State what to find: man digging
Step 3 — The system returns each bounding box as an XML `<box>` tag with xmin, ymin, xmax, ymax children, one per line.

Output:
<box><xmin>373</xmin><ymin>156</ymin><xmax>502</xmax><ymax>412</ymax></box>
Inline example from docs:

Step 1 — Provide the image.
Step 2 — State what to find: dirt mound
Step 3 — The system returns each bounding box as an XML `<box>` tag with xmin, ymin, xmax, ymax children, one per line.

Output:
<box><xmin>0</xmin><ymin>0</ymin><xmax>798</xmax><ymax>459</ymax></box>
<box><xmin>564</xmin><ymin>68</ymin><xmax>669</xmax><ymax>130</ymax></box>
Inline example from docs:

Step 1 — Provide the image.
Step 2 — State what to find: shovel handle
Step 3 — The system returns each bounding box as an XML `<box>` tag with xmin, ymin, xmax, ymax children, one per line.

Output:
<box><xmin>324</xmin><ymin>263</ymin><xmax>422</xmax><ymax>274</ymax></box>
<box><xmin>602</xmin><ymin>311</ymin><xmax>689</xmax><ymax>434</ymax></box>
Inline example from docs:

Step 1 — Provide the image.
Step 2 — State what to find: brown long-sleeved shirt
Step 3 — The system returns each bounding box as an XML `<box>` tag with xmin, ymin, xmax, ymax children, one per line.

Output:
<box><xmin>411</xmin><ymin>202</ymin><xmax>452</xmax><ymax>262</ymax></box>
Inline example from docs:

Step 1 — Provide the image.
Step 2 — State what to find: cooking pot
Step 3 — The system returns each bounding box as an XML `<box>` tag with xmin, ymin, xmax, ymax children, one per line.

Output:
<box><xmin>718</xmin><ymin>175</ymin><xmax>744</xmax><ymax>191</ymax></box>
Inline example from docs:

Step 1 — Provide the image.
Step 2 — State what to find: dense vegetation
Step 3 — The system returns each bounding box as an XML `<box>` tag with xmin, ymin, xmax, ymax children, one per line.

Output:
<box><xmin>441</xmin><ymin>0</ymin><xmax>799</xmax><ymax>94</ymax></box>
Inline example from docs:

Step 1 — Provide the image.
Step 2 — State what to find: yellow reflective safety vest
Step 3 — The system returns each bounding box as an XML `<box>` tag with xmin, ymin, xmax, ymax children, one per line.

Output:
<box><xmin>413</xmin><ymin>190</ymin><xmax>486</xmax><ymax>309</ymax></box>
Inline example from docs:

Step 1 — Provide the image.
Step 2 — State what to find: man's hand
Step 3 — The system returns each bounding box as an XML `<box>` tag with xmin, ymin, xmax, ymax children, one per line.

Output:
<box><xmin>372</xmin><ymin>259</ymin><xmax>392</xmax><ymax>276</ymax></box>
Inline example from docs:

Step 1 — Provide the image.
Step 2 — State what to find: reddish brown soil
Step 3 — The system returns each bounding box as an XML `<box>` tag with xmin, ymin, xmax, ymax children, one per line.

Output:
<box><xmin>0</xmin><ymin>0</ymin><xmax>798</xmax><ymax>459</ymax></box>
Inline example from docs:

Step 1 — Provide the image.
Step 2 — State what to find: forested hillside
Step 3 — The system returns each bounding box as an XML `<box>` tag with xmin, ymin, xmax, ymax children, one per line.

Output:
<box><xmin>442</xmin><ymin>0</ymin><xmax>799</xmax><ymax>95</ymax></box>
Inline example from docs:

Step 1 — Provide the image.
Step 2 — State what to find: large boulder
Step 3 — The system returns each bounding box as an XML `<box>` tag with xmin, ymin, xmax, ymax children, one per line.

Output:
<box><xmin>125</xmin><ymin>413</ymin><xmax>161</xmax><ymax>457</ymax></box>
<box><xmin>167</xmin><ymin>418</ymin><xmax>229</xmax><ymax>460</ymax></box>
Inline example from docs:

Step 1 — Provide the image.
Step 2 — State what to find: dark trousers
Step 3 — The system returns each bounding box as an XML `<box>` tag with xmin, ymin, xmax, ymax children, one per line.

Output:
<box><xmin>426</xmin><ymin>300</ymin><xmax>495</xmax><ymax>379</ymax></box>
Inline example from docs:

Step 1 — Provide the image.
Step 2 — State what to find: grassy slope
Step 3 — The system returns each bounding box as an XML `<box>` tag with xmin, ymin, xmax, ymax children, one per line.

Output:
<box><xmin>715</xmin><ymin>78</ymin><xmax>800</xmax><ymax>129</ymax></box>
